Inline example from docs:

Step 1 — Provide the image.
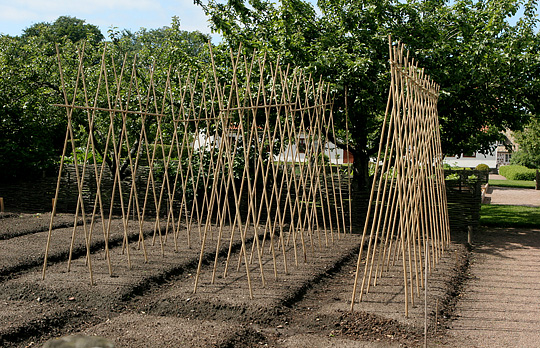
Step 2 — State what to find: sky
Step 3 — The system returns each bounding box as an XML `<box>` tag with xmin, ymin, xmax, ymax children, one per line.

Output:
<box><xmin>0</xmin><ymin>0</ymin><xmax>533</xmax><ymax>42</ymax></box>
<box><xmin>0</xmin><ymin>0</ymin><xmax>222</xmax><ymax>41</ymax></box>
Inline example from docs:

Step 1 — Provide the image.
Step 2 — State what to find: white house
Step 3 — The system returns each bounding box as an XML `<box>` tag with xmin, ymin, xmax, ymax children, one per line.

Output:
<box><xmin>191</xmin><ymin>129</ymin><xmax>354</xmax><ymax>165</ymax></box>
<box><xmin>274</xmin><ymin>134</ymin><xmax>354</xmax><ymax>165</ymax></box>
<box><xmin>443</xmin><ymin>130</ymin><xmax>516</xmax><ymax>169</ymax></box>
<box><xmin>443</xmin><ymin>150</ymin><xmax>498</xmax><ymax>169</ymax></box>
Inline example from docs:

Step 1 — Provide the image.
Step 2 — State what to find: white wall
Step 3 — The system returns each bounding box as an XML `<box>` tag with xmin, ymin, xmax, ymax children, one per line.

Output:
<box><xmin>443</xmin><ymin>151</ymin><xmax>497</xmax><ymax>169</ymax></box>
<box><xmin>275</xmin><ymin>141</ymin><xmax>353</xmax><ymax>165</ymax></box>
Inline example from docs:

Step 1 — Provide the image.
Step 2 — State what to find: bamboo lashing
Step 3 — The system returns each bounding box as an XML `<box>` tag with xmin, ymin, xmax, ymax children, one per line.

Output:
<box><xmin>42</xmin><ymin>43</ymin><xmax>351</xmax><ymax>297</ymax></box>
<box><xmin>350</xmin><ymin>38</ymin><xmax>449</xmax><ymax>317</ymax></box>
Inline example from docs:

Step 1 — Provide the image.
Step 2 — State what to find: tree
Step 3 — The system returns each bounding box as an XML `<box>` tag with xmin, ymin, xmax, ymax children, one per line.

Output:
<box><xmin>22</xmin><ymin>16</ymin><xmax>104</xmax><ymax>46</ymax></box>
<box><xmin>400</xmin><ymin>0</ymin><xmax>540</xmax><ymax>156</ymax></box>
<box><xmin>511</xmin><ymin>117</ymin><xmax>540</xmax><ymax>168</ymax></box>
<box><xmin>0</xmin><ymin>16</ymin><xmax>213</xmax><ymax>182</ymax></box>
<box><xmin>196</xmin><ymin>0</ymin><xmax>405</xmax><ymax>187</ymax></box>
<box><xmin>0</xmin><ymin>16</ymin><xmax>109</xmax><ymax>182</ymax></box>
<box><xmin>80</xmin><ymin>18</ymin><xmax>213</xmax><ymax>179</ymax></box>
<box><xmin>0</xmin><ymin>18</ymin><xmax>104</xmax><ymax>182</ymax></box>
<box><xmin>0</xmin><ymin>34</ymin><xmax>82</xmax><ymax>181</ymax></box>
<box><xmin>195</xmin><ymin>0</ymin><xmax>540</xmax><ymax>187</ymax></box>
<box><xmin>107</xmin><ymin>16</ymin><xmax>210</xmax><ymax>69</ymax></box>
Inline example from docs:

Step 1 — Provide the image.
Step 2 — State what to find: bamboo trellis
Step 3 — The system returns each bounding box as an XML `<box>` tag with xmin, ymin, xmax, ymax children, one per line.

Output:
<box><xmin>42</xmin><ymin>43</ymin><xmax>350</xmax><ymax>297</ymax></box>
<box><xmin>350</xmin><ymin>39</ymin><xmax>450</xmax><ymax>316</ymax></box>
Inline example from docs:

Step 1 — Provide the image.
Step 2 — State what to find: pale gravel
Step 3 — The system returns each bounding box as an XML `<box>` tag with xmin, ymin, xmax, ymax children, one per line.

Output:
<box><xmin>450</xmin><ymin>176</ymin><xmax>540</xmax><ymax>348</ymax></box>
<box><xmin>486</xmin><ymin>173</ymin><xmax>540</xmax><ymax>207</ymax></box>
<box><xmin>449</xmin><ymin>227</ymin><xmax>540</xmax><ymax>348</ymax></box>
<box><xmin>485</xmin><ymin>186</ymin><xmax>540</xmax><ymax>207</ymax></box>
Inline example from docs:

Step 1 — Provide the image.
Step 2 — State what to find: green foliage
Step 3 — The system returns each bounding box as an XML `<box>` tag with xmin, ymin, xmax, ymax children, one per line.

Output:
<box><xmin>0</xmin><ymin>16</ymin><xmax>109</xmax><ymax>181</ymax></box>
<box><xmin>445</xmin><ymin>168</ymin><xmax>488</xmax><ymax>187</ymax></box>
<box><xmin>195</xmin><ymin>0</ymin><xmax>540</xmax><ymax>188</ymax></box>
<box><xmin>0</xmin><ymin>35</ymin><xmax>81</xmax><ymax>181</ymax></box>
<box><xmin>62</xmin><ymin>147</ymin><xmax>104</xmax><ymax>165</ymax></box>
<box><xmin>480</xmin><ymin>204</ymin><xmax>540</xmax><ymax>228</ymax></box>
<box><xmin>475</xmin><ymin>163</ymin><xmax>490</xmax><ymax>171</ymax></box>
<box><xmin>467</xmin><ymin>174</ymin><xmax>478</xmax><ymax>182</ymax></box>
<box><xmin>513</xmin><ymin>171</ymin><xmax>537</xmax><ymax>181</ymax></box>
<box><xmin>405</xmin><ymin>0</ymin><xmax>540</xmax><ymax>157</ymax></box>
<box><xmin>444</xmin><ymin>166</ymin><xmax>471</xmax><ymax>171</ymax></box>
<box><xmin>196</xmin><ymin>0</ymin><xmax>409</xmax><ymax>187</ymax></box>
<box><xmin>488</xmin><ymin>179</ymin><xmax>536</xmax><ymax>188</ymax></box>
<box><xmin>511</xmin><ymin>117</ymin><xmax>540</xmax><ymax>169</ymax></box>
<box><xmin>22</xmin><ymin>16</ymin><xmax>104</xmax><ymax>46</ymax></box>
<box><xmin>445</xmin><ymin>173</ymin><xmax>460</xmax><ymax>180</ymax></box>
<box><xmin>0</xmin><ymin>16</ymin><xmax>211</xmax><ymax>182</ymax></box>
<box><xmin>107</xmin><ymin>17</ymin><xmax>211</xmax><ymax>71</ymax></box>
<box><xmin>3</xmin><ymin>2</ymin><xmax>540</xmax><ymax>188</ymax></box>
<box><xmin>499</xmin><ymin>164</ymin><xmax>537</xmax><ymax>180</ymax></box>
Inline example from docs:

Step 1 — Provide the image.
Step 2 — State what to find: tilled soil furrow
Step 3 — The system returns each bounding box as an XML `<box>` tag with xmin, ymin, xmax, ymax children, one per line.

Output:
<box><xmin>140</xmin><ymin>234</ymin><xmax>361</xmax><ymax>323</ymax></box>
<box><xmin>0</xmin><ymin>213</ymin><xmax>85</xmax><ymax>240</ymax></box>
<box><xmin>0</xmin><ymin>224</ymin><xmax>248</xmax><ymax>347</ymax></box>
<box><xmin>78</xmin><ymin>313</ymin><xmax>255</xmax><ymax>348</ymax></box>
<box><xmin>0</xmin><ymin>210</ymin><xmax>472</xmax><ymax>348</ymax></box>
<box><xmin>0</xmin><ymin>305</ymin><xmax>95</xmax><ymax>348</ymax></box>
<box><xmin>80</xmin><ymin>234</ymin><xmax>362</xmax><ymax>347</ymax></box>
<box><xmin>0</xmin><ymin>218</ymin><xmax>162</xmax><ymax>281</ymax></box>
<box><xmin>268</xmin><ymin>242</ymin><xmax>471</xmax><ymax>348</ymax></box>
<box><xmin>9</xmin><ymin>232</ymin><xmax>363</xmax><ymax>348</ymax></box>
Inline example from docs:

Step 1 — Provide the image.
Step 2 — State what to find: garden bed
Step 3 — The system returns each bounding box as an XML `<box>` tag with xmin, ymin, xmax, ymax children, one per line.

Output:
<box><xmin>0</xmin><ymin>213</ymin><xmax>470</xmax><ymax>348</ymax></box>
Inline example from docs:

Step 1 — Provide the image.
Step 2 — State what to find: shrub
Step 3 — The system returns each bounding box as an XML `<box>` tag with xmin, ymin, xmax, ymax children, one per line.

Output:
<box><xmin>514</xmin><ymin>171</ymin><xmax>537</xmax><ymax>181</ymax></box>
<box><xmin>475</xmin><ymin>163</ymin><xmax>490</xmax><ymax>171</ymax></box>
<box><xmin>467</xmin><ymin>174</ymin><xmax>478</xmax><ymax>182</ymax></box>
<box><xmin>445</xmin><ymin>173</ymin><xmax>460</xmax><ymax>180</ymax></box>
<box><xmin>498</xmin><ymin>165</ymin><xmax>536</xmax><ymax>181</ymax></box>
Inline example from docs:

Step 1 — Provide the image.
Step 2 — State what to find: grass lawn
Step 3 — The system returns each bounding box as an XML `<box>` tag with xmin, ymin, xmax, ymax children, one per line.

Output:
<box><xmin>480</xmin><ymin>204</ymin><xmax>540</xmax><ymax>227</ymax></box>
<box><xmin>488</xmin><ymin>179</ymin><xmax>536</xmax><ymax>188</ymax></box>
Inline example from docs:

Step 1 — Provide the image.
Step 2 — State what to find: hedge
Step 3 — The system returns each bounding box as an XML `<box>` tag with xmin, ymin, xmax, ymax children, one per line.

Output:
<box><xmin>498</xmin><ymin>165</ymin><xmax>537</xmax><ymax>181</ymax></box>
<box><xmin>475</xmin><ymin>163</ymin><xmax>490</xmax><ymax>171</ymax></box>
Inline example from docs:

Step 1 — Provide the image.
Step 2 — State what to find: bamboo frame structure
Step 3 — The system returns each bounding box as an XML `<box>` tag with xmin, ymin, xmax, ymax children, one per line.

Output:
<box><xmin>350</xmin><ymin>39</ymin><xmax>450</xmax><ymax>316</ymax></box>
<box><xmin>42</xmin><ymin>43</ymin><xmax>350</xmax><ymax>295</ymax></box>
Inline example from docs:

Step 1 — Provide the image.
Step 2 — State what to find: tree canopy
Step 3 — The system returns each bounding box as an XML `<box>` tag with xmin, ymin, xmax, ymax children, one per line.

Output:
<box><xmin>2</xmin><ymin>3</ymin><xmax>540</xmax><ymax>185</ymax></box>
<box><xmin>196</xmin><ymin>0</ymin><xmax>540</xmax><ymax>186</ymax></box>
<box><xmin>511</xmin><ymin>117</ymin><xmax>540</xmax><ymax>169</ymax></box>
<box><xmin>22</xmin><ymin>16</ymin><xmax>104</xmax><ymax>46</ymax></box>
<box><xmin>0</xmin><ymin>17</ymin><xmax>210</xmax><ymax>182</ymax></box>
<box><xmin>403</xmin><ymin>0</ymin><xmax>540</xmax><ymax>156</ymax></box>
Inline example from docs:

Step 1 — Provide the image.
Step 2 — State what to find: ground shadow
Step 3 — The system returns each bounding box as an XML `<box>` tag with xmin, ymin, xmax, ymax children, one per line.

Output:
<box><xmin>472</xmin><ymin>227</ymin><xmax>540</xmax><ymax>259</ymax></box>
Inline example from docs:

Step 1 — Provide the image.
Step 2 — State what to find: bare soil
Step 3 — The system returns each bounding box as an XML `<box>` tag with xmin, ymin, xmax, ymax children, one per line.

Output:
<box><xmin>0</xmin><ymin>212</ymin><xmax>472</xmax><ymax>348</ymax></box>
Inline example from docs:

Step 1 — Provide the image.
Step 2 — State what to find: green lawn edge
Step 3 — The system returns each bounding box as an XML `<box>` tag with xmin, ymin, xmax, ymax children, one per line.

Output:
<box><xmin>488</xmin><ymin>179</ymin><xmax>536</xmax><ymax>188</ymax></box>
<box><xmin>480</xmin><ymin>204</ymin><xmax>540</xmax><ymax>228</ymax></box>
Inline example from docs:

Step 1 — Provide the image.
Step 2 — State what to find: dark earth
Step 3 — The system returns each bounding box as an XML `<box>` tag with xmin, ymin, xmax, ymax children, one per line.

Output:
<box><xmin>0</xmin><ymin>211</ymin><xmax>474</xmax><ymax>348</ymax></box>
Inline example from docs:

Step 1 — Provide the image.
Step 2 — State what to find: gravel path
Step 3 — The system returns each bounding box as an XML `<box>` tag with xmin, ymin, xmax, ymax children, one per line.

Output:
<box><xmin>449</xmin><ymin>227</ymin><xmax>540</xmax><ymax>348</ymax></box>
<box><xmin>452</xmin><ymin>178</ymin><xmax>540</xmax><ymax>347</ymax></box>
<box><xmin>486</xmin><ymin>173</ymin><xmax>540</xmax><ymax>206</ymax></box>
<box><xmin>485</xmin><ymin>186</ymin><xmax>540</xmax><ymax>207</ymax></box>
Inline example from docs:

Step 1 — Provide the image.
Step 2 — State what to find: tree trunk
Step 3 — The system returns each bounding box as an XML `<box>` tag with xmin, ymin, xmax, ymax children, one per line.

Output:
<box><xmin>353</xmin><ymin>150</ymin><xmax>370</xmax><ymax>190</ymax></box>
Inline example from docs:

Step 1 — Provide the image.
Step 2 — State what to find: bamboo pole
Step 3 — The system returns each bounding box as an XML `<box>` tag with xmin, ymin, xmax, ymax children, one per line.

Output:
<box><xmin>46</xmin><ymin>42</ymin><xmax>352</xmax><ymax>295</ymax></box>
<box><xmin>43</xmin><ymin>45</ymin><xmax>73</xmax><ymax>281</ymax></box>
<box><xmin>351</xmin><ymin>37</ymin><xmax>399</xmax><ymax>310</ymax></box>
<box><xmin>351</xmin><ymin>38</ymin><xmax>446</xmax><ymax>317</ymax></box>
